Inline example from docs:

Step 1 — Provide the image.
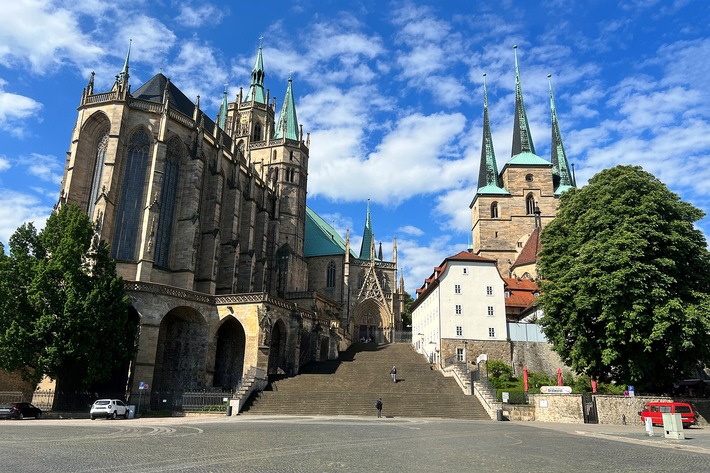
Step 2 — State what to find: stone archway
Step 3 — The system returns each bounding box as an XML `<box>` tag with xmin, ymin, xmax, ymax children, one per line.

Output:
<box><xmin>212</xmin><ymin>317</ymin><xmax>246</xmax><ymax>390</ymax></box>
<box><xmin>354</xmin><ymin>298</ymin><xmax>388</xmax><ymax>344</ymax></box>
<box><xmin>153</xmin><ymin>307</ymin><xmax>208</xmax><ymax>394</ymax></box>
<box><xmin>267</xmin><ymin>319</ymin><xmax>288</xmax><ymax>375</ymax></box>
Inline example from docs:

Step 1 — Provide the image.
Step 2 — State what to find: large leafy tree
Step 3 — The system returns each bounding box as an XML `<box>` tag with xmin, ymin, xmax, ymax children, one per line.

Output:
<box><xmin>538</xmin><ymin>165</ymin><xmax>710</xmax><ymax>391</ymax></box>
<box><xmin>0</xmin><ymin>204</ymin><xmax>135</xmax><ymax>398</ymax></box>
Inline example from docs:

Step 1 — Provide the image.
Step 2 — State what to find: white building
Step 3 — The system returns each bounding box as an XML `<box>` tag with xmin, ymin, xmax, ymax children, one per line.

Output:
<box><xmin>411</xmin><ymin>251</ymin><xmax>508</xmax><ymax>367</ymax></box>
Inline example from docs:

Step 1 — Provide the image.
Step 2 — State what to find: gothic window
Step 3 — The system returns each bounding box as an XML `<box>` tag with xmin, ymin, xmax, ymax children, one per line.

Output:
<box><xmin>88</xmin><ymin>129</ymin><xmax>109</xmax><ymax>218</ymax></box>
<box><xmin>236</xmin><ymin>140</ymin><xmax>245</xmax><ymax>160</ymax></box>
<box><xmin>253</xmin><ymin>122</ymin><xmax>262</xmax><ymax>142</ymax></box>
<box><xmin>289</xmin><ymin>151</ymin><xmax>294</xmax><ymax>161</ymax></box>
<box><xmin>490</xmin><ymin>202</ymin><xmax>499</xmax><ymax>218</ymax></box>
<box><xmin>155</xmin><ymin>137</ymin><xmax>182</xmax><ymax>268</ymax></box>
<box><xmin>326</xmin><ymin>261</ymin><xmax>336</xmax><ymax>288</ymax></box>
<box><xmin>526</xmin><ymin>194</ymin><xmax>536</xmax><ymax>215</ymax></box>
<box><xmin>112</xmin><ymin>128</ymin><xmax>151</xmax><ymax>260</ymax></box>
<box><xmin>273</xmin><ymin>150</ymin><xmax>277</xmax><ymax>160</ymax></box>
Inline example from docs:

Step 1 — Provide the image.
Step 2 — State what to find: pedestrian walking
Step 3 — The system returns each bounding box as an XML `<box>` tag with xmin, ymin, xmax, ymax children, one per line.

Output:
<box><xmin>375</xmin><ymin>398</ymin><xmax>383</xmax><ymax>418</ymax></box>
<box><xmin>391</xmin><ymin>366</ymin><xmax>397</xmax><ymax>383</ymax></box>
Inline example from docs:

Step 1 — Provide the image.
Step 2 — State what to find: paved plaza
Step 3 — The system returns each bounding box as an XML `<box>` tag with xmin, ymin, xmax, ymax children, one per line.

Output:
<box><xmin>1</xmin><ymin>415</ymin><xmax>708</xmax><ymax>472</ymax></box>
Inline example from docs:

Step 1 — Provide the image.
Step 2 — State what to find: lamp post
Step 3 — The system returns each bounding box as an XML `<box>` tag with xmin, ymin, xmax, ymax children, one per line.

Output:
<box><xmin>464</xmin><ymin>340</ymin><xmax>469</xmax><ymax>375</ymax></box>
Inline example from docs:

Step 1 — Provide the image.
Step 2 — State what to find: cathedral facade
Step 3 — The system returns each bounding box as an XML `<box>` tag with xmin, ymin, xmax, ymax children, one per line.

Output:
<box><xmin>58</xmin><ymin>42</ymin><xmax>401</xmax><ymax>404</ymax></box>
<box><xmin>470</xmin><ymin>46</ymin><xmax>575</xmax><ymax>278</ymax></box>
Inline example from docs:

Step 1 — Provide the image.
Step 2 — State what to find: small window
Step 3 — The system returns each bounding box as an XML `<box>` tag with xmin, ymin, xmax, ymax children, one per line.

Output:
<box><xmin>517</xmin><ymin>242</ymin><xmax>523</xmax><ymax>248</ymax></box>
<box><xmin>456</xmin><ymin>326</ymin><xmax>463</xmax><ymax>336</ymax></box>
<box><xmin>463</xmin><ymin>268</ymin><xmax>468</xmax><ymax>275</ymax></box>
<box><xmin>526</xmin><ymin>194</ymin><xmax>536</xmax><ymax>215</ymax></box>
<box><xmin>488</xmin><ymin>327</ymin><xmax>495</xmax><ymax>338</ymax></box>
<box><xmin>495</xmin><ymin>231</ymin><xmax>498</xmax><ymax>238</ymax></box>
<box><xmin>289</xmin><ymin>151</ymin><xmax>294</xmax><ymax>161</ymax></box>
<box><xmin>490</xmin><ymin>202</ymin><xmax>499</xmax><ymax>218</ymax></box>
<box><xmin>504</xmin><ymin>291</ymin><xmax>510</xmax><ymax>298</ymax></box>
<box><xmin>456</xmin><ymin>348</ymin><xmax>464</xmax><ymax>362</ymax></box>
<box><xmin>486</xmin><ymin>286</ymin><xmax>493</xmax><ymax>296</ymax></box>
<box><xmin>525</xmin><ymin>174</ymin><xmax>534</xmax><ymax>182</ymax></box>
<box><xmin>455</xmin><ymin>305</ymin><xmax>462</xmax><ymax>315</ymax></box>
<box><xmin>326</xmin><ymin>261</ymin><xmax>336</xmax><ymax>288</ymax></box>
<box><xmin>454</xmin><ymin>284</ymin><xmax>461</xmax><ymax>294</ymax></box>
<box><xmin>487</xmin><ymin>306</ymin><xmax>494</xmax><ymax>316</ymax></box>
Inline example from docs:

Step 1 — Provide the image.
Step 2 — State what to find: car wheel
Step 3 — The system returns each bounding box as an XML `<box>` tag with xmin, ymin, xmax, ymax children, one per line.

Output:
<box><xmin>35</xmin><ymin>412</ymin><xmax>41</xmax><ymax>419</ymax></box>
<box><xmin>111</xmin><ymin>411</ymin><xmax>117</xmax><ymax>420</ymax></box>
<box><xmin>19</xmin><ymin>413</ymin><xmax>24</xmax><ymax>420</ymax></box>
<box><xmin>91</xmin><ymin>416</ymin><xmax>96</xmax><ymax>420</ymax></box>
<box><xmin>124</xmin><ymin>411</ymin><xmax>129</xmax><ymax>419</ymax></box>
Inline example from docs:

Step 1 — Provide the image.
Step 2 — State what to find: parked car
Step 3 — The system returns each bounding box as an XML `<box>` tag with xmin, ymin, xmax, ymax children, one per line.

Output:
<box><xmin>638</xmin><ymin>401</ymin><xmax>696</xmax><ymax>427</ymax></box>
<box><xmin>0</xmin><ymin>402</ymin><xmax>43</xmax><ymax>420</ymax></box>
<box><xmin>90</xmin><ymin>399</ymin><xmax>130</xmax><ymax>420</ymax></box>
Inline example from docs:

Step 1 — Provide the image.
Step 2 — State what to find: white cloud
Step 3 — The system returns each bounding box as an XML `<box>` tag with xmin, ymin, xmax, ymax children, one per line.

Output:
<box><xmin>175</xmin><ymin>3</ymin><xmax>226</xmax><ymax>28</ymax></box>
<box><xmin>22</xmin><ymin>153</ymin><xmax>64</xmax><ymax>184</ymax></box>
<box><xmin>166</xmin><ymin>41</ymin><xmax>228</xmax><ymax>109</ymax></box>
<box><xmin>396</xmin><ymin>234</ymin><xmax>461</xmax><ymax>294</ymax></box>
<box><xmin>0</xmin><ymin>79</ymin><xmax>43</xmax><ymax>137</ymax></box>
<box><xmin>0</xmin><ymin>0</ymin><xmax>104</xmax><ymax>73</ymax></box>
<box><xmin>398</xmin><ymin>225</ymin><xmax>424</xmax><ymax>237</ymax></box>
<box><xmin>0</xmin><ymin>189</ymin><xmax>52</xmax><ymax>246</ymax></box>
<box><xmin>0</xmin><ymin>156</ymin><xmax>10</xmax><ymax>172</ymax></box>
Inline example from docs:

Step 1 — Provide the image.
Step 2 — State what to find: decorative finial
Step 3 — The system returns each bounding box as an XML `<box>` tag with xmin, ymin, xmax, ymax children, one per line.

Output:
<box><xmin>259</xmin><ymin>35</ymin><xmax>264</xmax><ymax>46</ymax></box>
<box><xmin>483</xmin><ymin>73</ymin><xmax>488</xmax><ymax>108</ymax></box>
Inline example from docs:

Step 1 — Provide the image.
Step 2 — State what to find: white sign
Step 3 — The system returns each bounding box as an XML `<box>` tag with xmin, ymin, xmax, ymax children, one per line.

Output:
<box><xmin>540</xmin><ymin>400</ymin><xmax>548</xmax><ymax>408</ymax></box>
<box><xmin>540</xmin><ymin>386</ymin><xmax>572</xmax><ymax>394</ymax></box>
<box><xmin>502</xmin><ymin>392</ymin><xmax>510</xmax><ymax>403</ymax></box>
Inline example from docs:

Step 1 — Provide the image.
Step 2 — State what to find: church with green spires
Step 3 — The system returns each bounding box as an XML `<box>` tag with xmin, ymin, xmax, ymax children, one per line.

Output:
<box><xmin>470</xmin><ymin>46</ymin><xmax>575</xmax><ymax>278</ymax></box>
<box><xmin>55</xmin><ymin>40</ymin><xmax>403</xmax><ymax>406</ymax></box>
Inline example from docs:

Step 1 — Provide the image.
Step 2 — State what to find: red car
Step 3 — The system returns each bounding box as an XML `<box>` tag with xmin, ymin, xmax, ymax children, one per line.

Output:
<box><xmin>638</xmin><ymin>402</ymin><xmax>696</xmax><ymax>427</ymax></box>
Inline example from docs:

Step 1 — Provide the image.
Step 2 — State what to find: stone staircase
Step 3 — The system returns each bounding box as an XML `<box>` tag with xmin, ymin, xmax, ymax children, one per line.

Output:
<box><xmin>240</xmin><ymin>343</ymin><xmax>491</xmax><ymax>420</ymax></box>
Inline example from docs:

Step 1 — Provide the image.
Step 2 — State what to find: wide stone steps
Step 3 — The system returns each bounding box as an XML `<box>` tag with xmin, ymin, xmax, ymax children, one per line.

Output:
<box><xmin>241</xmin><ymin>343</ymin><xmax>490</xmax><ymax>420</ymax></box>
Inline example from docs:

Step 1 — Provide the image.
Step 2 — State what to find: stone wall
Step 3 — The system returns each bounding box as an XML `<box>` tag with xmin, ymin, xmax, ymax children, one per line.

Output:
<box><xmin>0</xmin><ymin>369</ymin><xmax>34</xmax><ymax>400</ymax></box>
<box><xmin>510</xmin><ymin>341</ymin><xmax>564</xmax><ymax>376</ymax></box>
<box><xmin>527</xmin><ymin>393</ymin><xmax>583</xmax><ymax>423</ymax></box>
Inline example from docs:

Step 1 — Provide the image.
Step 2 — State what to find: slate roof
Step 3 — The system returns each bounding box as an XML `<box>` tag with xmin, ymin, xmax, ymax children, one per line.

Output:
<box><xmin>304</xmin><ymin>206</ymin><xmax>356</xmax><ymax>258</ymax></box>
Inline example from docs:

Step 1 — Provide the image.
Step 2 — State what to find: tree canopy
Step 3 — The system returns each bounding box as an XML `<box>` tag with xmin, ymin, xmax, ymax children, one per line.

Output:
<box><xmin>538</xmin><ymin>165</ymin><xmax>710</xmax><ymax>391</ymax></box>
<box><xmin>0</xmin><ymin>204</ymin><xmax>135</xmax><ymax>394</ymax></box>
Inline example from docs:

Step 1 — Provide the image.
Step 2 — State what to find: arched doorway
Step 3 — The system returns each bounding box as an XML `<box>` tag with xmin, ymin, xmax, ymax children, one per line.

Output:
<box><xmin>212</xmin><ymin>317</ymin><xmax>246</xmax><ymax>390</ymax></box>
<box><xmin>153</xmin><ymin>307</ymin><xmax>208</xmax><ymax>395</ymax></box>
<box><xmin>357</xmin><ymin>314</ymin><xmax>379</xmax><ymax>343</ymax></box>
<box><xmin>267</xmin><ymin>319</ymin><xmax>288</xmax><ymax>374</ymax></box>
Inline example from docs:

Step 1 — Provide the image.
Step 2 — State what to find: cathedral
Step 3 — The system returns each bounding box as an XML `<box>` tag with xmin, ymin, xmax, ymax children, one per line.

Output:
<box><xmin>57</xmin><ymin>41</ymin><xmax>402</xmax><ymax>404</ymax></box>
<box><xmin>470</xmin><ymin>46</ymin><xmax>575</xmax><ymax>278</ymax></box>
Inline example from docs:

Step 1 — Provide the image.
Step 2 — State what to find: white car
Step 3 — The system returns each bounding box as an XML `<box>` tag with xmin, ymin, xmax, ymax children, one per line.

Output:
<box><xmin>90</xmin><ymin>399</ymin><xmax>130</xmax><ymax>420</ymax></box>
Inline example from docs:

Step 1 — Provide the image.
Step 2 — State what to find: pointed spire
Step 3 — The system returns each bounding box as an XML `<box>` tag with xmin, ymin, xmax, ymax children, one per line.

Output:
<box><xmin>218</xmin><ymin>84</ymin><xmax>229</xmax><ymax>130</ymax></box>
<box><xmin>119</xmin><ymin>39</ymin><xmax>132</xmax><ymax>86</ymax></box>
<box><xmin>378</xmin><ymin>242</ymin><xmax>383</xmax><ymax>260</ymax></box>
<box><xmin>511</xmin><ymin>45</ymin><xmax>535</xmax><ymax>157</ymax></box>
<box><xmin>273</xmin><ymin>74</ymin><xmax>300</xmax><ymax>140</ymax></box>
<box><xmin>477</xmin><ymin>73</ymin><xmax>507</xmax><ymax>194</ymax></box>
<box><xmin>548</xmin><ymin>74</ymin><xmax>575</xmax><ymax>194</ymax></box>
<box><xmin>359</xmin><ymin>199</ymin><xmax>374</xmax><ymax>260</ymax></box>
<box><xmin>244</xmin><ymin>38</ymin><xmax>266</xmax><ymax>104</ymax></box>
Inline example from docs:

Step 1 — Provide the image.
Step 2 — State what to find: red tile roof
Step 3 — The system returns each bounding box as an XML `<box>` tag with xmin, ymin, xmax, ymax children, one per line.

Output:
<box><xmin>512</xmin><ymin>227</ymin><xmax>541</xmax><ymax>268</ymax></box>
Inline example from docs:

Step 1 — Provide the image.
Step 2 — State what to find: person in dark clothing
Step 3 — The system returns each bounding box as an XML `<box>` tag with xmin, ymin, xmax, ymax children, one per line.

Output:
<box><xmin>375</xmin><ymin>398</ymin><xmax>383</xmax><ymax>418</ymax></box>
<box><xmin>391</xmin><ymin>366</ymin><xmax>397</xmax><ymax>383</ymax></box>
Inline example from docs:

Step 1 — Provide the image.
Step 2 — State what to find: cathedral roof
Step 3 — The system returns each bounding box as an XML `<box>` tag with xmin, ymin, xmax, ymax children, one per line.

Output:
<box><xmin>511</xmin><ymin>227</ymin><xmax>541</xmax><ymax>268</ymax></box>
<box><xmin>358</xmin><ymin>200</ymin><xmax>375</xmax><ymax>260</ymax></box>
<box><xmin>511</xmin><ymin>45</ymin><xmax>536</xmax><ymax>161</ymax></box>
<box><xmin>549</xmin><ymin>74</ymin><xmax>576</xmax><ymax>195</ymax></box>
<box><xmin>273</xmin><ymin>76</ymin><xmax>300</xmax><ymax>140</ymax></box>
<box><xmin>304</xmin><ymin>207</ymin><xmax>356</xmax><ymax>257</ymax></box>
<box><xmin>131</xmin><ymin>73</ymin><xmax>215</xmax><ymax>132</ymax></box>
<box><xmin>477</xmin><ymin>73</ymin><xmax>509</xmax><ymax>196</ymax></box>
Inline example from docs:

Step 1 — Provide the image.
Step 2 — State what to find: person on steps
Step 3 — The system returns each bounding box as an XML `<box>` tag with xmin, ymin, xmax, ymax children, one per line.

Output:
<box><xmin>391</xmin><ymin>366</ymin><xmax>397</xmax><ymax>383</ymax></box>
<box><xmin>375</xmin><ymin>398</ymin><xmax>383</xmax><ymax>418</ymax></box>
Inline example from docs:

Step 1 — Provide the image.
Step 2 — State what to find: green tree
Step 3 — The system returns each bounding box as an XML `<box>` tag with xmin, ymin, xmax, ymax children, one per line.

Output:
<box><xmin>401</xmin><ymin>291</ymin><xmax>414</xmax><ymax>328</ymax></box>
<box><xmin>538</xmin><ymin>165</ymin><xmax>710</xmax><ymax>391</ymax></box>
<box><xmin>0</xmin><ymin>205</ymin><xmax>135</xmax><ymax>400</ymax></box>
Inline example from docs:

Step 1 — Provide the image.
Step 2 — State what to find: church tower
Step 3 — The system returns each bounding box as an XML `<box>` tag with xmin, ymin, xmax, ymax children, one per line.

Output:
<box><xmin>470</xmin><ymin>46</ymin><xmax>574</xmax><ymax>277</ymax></box>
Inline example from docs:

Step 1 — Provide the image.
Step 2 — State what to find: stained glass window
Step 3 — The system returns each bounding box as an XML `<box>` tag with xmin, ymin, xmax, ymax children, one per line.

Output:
<box><xmin>88</xmin><ymin>129</ymin><xmax>109</xmax><ymax>218</ymax></box>
<box><xmin>155</xmin><ymin>138</ymin><xmax>181</xmax><ymax>267</ymax></box>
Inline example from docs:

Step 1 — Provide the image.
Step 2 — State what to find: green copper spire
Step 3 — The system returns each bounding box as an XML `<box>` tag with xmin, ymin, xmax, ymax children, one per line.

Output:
<box><xmin>244</xmin><ymin>39</ymin><xmax>266</xmax><ymax>103</ymax></box>
<box><xmin>549</xmin><ymin>74</ymin><xmax>575</xmax><ymax>194</ymax></box>
<box><xmin>359</xmin><ymin>199</ymin><xmax>374</xmax><ymax>260</ymax></box>
<box><xmin>119</xmin><ymin>39</ymin><xmax>131</xmax><ymax>84</ymax></box>
<box><xmin>273</xmin><ymin>75</ymin><xmax>300</xmax><ymax>140</ymax></box>
<box><xmin>218</xmin><ymin>84</ymin><xmax>228</xmax><ymax>130</ymax></box>
<box><xmin>511</xmin><ymin>45</ymin><xmax>536</xmax><ymax>157</ymax></box>
<box><xmin>477</xmin><ymin>73</ymin><xmax>508</xmax><ymax>195</ymax></box>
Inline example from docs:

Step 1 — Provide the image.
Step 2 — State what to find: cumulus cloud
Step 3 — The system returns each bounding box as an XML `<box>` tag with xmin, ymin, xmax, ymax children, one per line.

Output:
<box><xmin>0</xmin><ymin>189</ymin><xmax>52</xmax><ymax>246</ymax></box>
<box><xmin>175</xmin><ymin>3</ymin><xmax>226</xmax><ymax>28</ymax></box>
<box><xmin>0</xmin><ymin>79</ymin><xmax>43</xmax><ymax>137</ymax></box>
<box><xmin>21</xmin><ymin>153</ymin><xmax>64</xmax><ymax>184</ymax></box>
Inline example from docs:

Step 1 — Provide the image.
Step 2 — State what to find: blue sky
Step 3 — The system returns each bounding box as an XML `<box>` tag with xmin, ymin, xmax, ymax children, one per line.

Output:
<box><xmin>1</xmin><ymin>0</ymin><xmax>709</xmax><ymax>291</ymax></box>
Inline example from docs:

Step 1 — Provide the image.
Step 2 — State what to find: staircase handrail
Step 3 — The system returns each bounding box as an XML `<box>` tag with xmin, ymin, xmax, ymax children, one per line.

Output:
<box><xmin>230</xmin><ymin>366</ymin><xmax>268</xmax><ymax>415</ymax></box>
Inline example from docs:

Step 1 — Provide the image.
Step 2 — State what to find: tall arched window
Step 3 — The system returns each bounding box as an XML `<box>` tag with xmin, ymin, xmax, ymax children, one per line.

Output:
<box><xmin>490</xmin><ymin>201</ymin><xmax>499</xmax><ymax>218</ymax></box>
<box><xmin>113</xmin><ymin>128</ymin><xmax>151</xmax><ymax>260</ymax></box>
<box><xmin>154</xmin><ymin>137</ymin><xmax>182</xmax><ymax>267</ymax></box>
<box><xmin>526</xmin><ymin>194</ymin><xmax>536</xmax><ymax>215</ymax></box>
<box><xmin>88</xmin><ymin>129</ymin><xmax>109</xmax><ymax>218</ymax></box>
<box><xmin>326</xmin><ymin>261</ymin><xmax>336</xmax><ymax>288</ymax></box>
<box><xmin>253</xmin><ymin>122</ymin><xmax>262</xmax><ymax>142</ymax></box>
